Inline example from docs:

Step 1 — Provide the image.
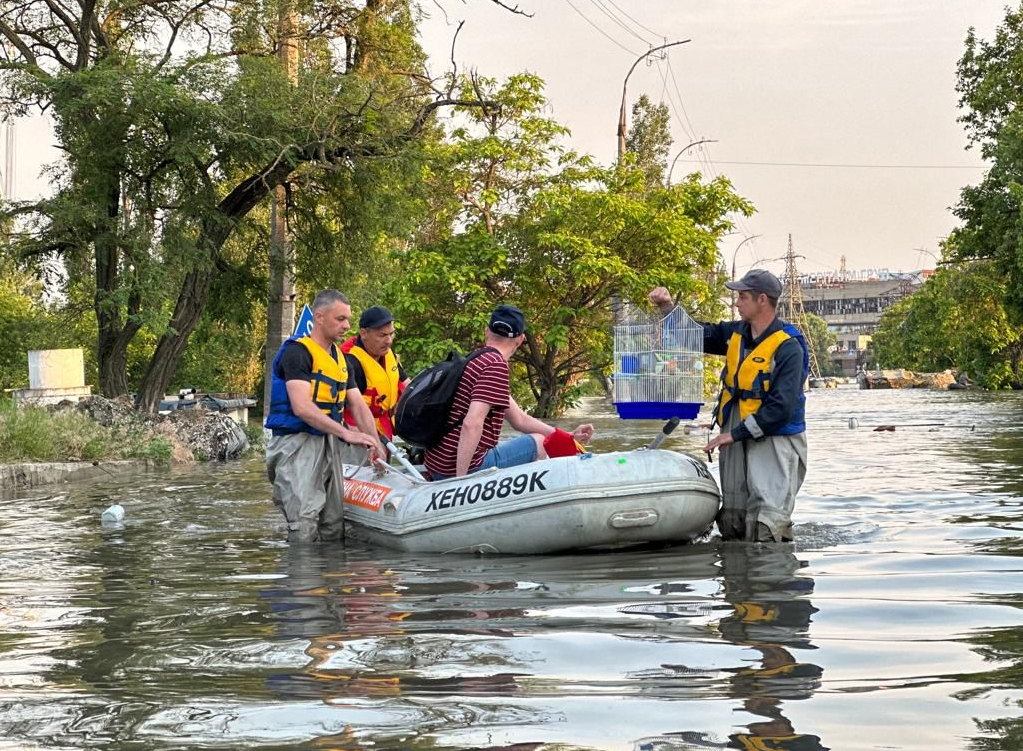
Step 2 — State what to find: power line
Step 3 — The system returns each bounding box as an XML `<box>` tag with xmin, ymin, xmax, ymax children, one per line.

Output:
<box><xmin>563</xmin><ymin>0</ymin><xmax>639</xmax><ymax>56</ymax></box>
<box><xmin>665</xmin><ymin>58</ymin><xmax>724</xmax><ymax>184</ymax></box>
<box><xmin>586</xmin><ymin>0</ymin><xmax>651</xmax><ymax>45</ymax></box>
<box><xmin>604</xmin><ymin>0</ymin><xmax>664</xmax><ymax>40</ymax></box>
<box><xmin>672</xmin><ymin>158</ymin><xmax>988</xmax><ymax>170</ymax></box>
<box><xmin>653</xmin><ymin>59</ymin><xmax>696</xmax><ymax>143</ymax></box>
<box><xmin>655</xmin><ymin>55</ymin><xmax>720</xmax><ymax>182</ymax></box>
<box><xmin>666</xmin><ymin>60</ymin><xmax>699</xmax><ymax>142</ymax></box>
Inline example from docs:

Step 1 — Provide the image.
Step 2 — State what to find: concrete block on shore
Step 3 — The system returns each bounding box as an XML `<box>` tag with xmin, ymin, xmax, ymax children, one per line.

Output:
<box><xmin>0</xmin><ymin>459</ymin><xmax>155</xmax><ymax>493</ymax></box>
<box><xmin>13</xmin><ymin>349</ymin><xmax>92</xmax><ymax>407</ymax></box>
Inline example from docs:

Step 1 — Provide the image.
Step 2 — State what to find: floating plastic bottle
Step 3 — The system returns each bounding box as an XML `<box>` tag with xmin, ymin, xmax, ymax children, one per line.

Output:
<box><xmin>100</xmin><ymin>504</ymin><xmax>125</xmax><ymax>524</ymax></box>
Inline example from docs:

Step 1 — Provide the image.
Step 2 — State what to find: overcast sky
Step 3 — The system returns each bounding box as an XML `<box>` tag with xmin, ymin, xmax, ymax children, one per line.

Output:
<box><xmin>419</xmin><ymin>0</ymin><xmax>1009</xmax><ymax>277</ymax></box>
<box><xmin>5</xmin><ymin>1</ymin><xmax>1010</xmax><ymax>278</ymax></box>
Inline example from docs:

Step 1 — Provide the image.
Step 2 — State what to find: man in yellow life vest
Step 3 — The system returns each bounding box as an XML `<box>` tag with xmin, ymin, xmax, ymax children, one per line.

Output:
<box><xmin>697</xmin><ymin>269</ymin><xmax>810</xmax><ymax>543</ymax></box>
<box><xmin>340</xmin><ymin>306</ymin><xmax>411</xmax><ymax>449</ymax></box>
<box><xmin>264</xmin><ymin>289</ymin><xmax>385</xmax><ymax>543</ymax></box>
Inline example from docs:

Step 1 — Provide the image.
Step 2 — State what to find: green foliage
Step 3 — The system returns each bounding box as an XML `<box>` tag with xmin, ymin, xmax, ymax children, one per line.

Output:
<box><xmin>0</xmin><ymin>399</ymin><xmax>170</xmax><ymax>463</ymax></box>
<box><xmin>1</xmin><ymin>0</ymin><xmax>446</xmax><ymax>408</ymax></box>
<box><xmin>625</xmin><ymin>94</ymin><xmax>673</xmax><ymax>187</ymax></box>
<box><xmin>799</xmin><ymin>313</ymin><xmax>840</xmax><ymax>377</ymax></box>
<box><xmin>892</xmin><ymin>6</ymin><xmax>1023</xmax><ymax>390</ymax></box>
<box><xmin>240</xmin><ymin>420</ymin><xmax>266</xmax><ymax>457</ymax></box>
<box><xmin>0</xmin><ymin>258</ymin><xmax>91</xmax><ymax>390</ymax></box>
<box><xmin>952</xmin><ymin>6</ymin><xmax>1023</xmax><ymax>319</ymax></box>
<box><xmin>872</xmin><ymin>262</ymin><xmax>1022</xmax><ymax>387</ymax></box>
<box><xmin>387</xmin><ymin>75</ymin><xmax>751</xmax><ymax>417</ymax></box>
<box><xmin>0</xmin><ymin>263</ymin><xmax>49</xmax><ymax>390</ymax></box>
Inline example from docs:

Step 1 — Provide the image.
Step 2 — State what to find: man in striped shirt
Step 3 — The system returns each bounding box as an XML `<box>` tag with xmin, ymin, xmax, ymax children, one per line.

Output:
<box><xmin>425</xmin><ymin>304</ymin><xmax>594</xmax><ymax>479</ymax></box>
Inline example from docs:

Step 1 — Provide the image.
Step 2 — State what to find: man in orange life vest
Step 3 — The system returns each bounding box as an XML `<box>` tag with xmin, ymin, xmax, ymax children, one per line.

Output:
<box><xmin>654</xmin><ymin>270</ymin><xmax>810</xmax><ymax>543</ymax></box>
<box><xmin>340</xmin><ymin>306</ymin><xmax>411</xmax><ymax>449</ymax></box>
<box><xmin>265</xmin><ymin>289</ymin><xmax>385</xmax><ymax>543</ymax></box>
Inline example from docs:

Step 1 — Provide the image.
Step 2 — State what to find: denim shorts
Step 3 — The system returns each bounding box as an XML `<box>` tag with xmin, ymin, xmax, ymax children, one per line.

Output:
<box><xmin>430</xmin><ymin>434</ymin><xmax>538</xmax><ymax>480</ymax></box>
<box><xmin>477</xmin><ymin>434</ymin><xmax>538</xmax><ymax>471</ymax></box>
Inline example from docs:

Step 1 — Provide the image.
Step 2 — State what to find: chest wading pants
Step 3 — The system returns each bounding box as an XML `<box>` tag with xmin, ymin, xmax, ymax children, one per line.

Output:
<box><xmin>717</xmin><ymin>408</ymin><xmax>807</xmax><ymax>542</ymax></box>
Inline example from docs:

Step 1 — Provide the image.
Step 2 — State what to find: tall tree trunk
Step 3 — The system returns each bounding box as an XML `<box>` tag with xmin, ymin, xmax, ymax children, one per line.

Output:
<box><xmin>264</xmin><ymin>188</ymin><xmax>296</xmax><ymax>417</ymax></box>
<box><xmin>352</xmin><ymin>0</ymin><xmax>383</xmax><ymax>72</ymax></box>
<box><xmin>533</xmin><ymin>384</ymin><xmax>558</xmax><ymax>419</ymax></box>
<box><xmin>97</xmin><ymin>327</ymin><xmax>130</xmax><ymax>397</ymax></box>
<box><xmin>134</xmin><ymin>156</ymin><xmax>297</xmax><ymax>413</ymax></box>
<box><xmin>94</xmin><ymin>182</ymin><xmax>130</xmax><ymax>397</ymax></box>
<box><xmin>135</xmin><ymin>265</ymin><xmax>215</xmax><ymax>412</ymax></box>
<box><xmin>263</xmin><ymin>1</ymin><xmax>299</xmax><ymax>419</ymax></box>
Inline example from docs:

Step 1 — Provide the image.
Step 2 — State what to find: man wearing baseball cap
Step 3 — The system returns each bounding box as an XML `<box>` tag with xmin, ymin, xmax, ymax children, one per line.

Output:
<box><xmin>341</xmin><ymin>305</ymin><xmax>412</xmax><ymax>446</ymax></box>
<box><xmin>425</xmin><ymin>304</ymin><xmax>594</xmax><ymax>479</ymax></box>
<box><xmin>700</xmin><ymin>269</ymin><xmax>810</xmax><ymax>543</ymax></box>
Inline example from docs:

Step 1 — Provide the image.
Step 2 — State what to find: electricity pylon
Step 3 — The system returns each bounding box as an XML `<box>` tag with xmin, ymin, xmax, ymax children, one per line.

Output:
<box><xmin>779</xmin><ymin>234</ymin><xmax>820</xmax><ymax>379</ymax></box>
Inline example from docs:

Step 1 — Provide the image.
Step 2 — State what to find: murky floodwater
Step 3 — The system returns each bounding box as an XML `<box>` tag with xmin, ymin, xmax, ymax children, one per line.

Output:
<box><xmin>3</xmin><ymin>388</ymin><xmax>1023</xmax><ymax>750</ymax></box>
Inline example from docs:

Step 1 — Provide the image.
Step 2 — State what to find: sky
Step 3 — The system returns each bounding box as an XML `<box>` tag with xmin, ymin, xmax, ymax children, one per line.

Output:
<box><xmin>416</xmin><ymin>0</ymin><xmax>1009</xmax><ymax>277</ymax></box>
<box><xmin>4</xmin><ymin>1</ymin><xmax>1011</xmax><ymax>278</ymax></box>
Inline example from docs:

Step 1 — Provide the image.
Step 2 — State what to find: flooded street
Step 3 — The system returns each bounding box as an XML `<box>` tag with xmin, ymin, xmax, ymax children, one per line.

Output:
<box><xmin>2</xmin><ymin>387</ymin><xmax>1023</xmax><ymax>750</ymax></box>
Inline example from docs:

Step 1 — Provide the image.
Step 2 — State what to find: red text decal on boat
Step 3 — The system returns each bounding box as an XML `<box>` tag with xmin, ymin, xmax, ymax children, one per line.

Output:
<box><xmin>344</xmin><ymin>479</ymin><xmax>392</xmax><ymax>511</ymax></box>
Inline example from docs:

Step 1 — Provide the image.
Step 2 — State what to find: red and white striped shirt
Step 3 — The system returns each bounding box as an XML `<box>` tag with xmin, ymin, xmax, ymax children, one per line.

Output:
<box><xmin>424</xmin><ymin>348</ymin><xmax>510</xmax><ymax>476</ymax></box>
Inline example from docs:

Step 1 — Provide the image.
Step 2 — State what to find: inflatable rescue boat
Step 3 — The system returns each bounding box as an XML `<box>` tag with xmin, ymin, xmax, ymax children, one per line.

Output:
<box><xmin>342</xmin><ymin>449</ymin><xmax>721</xmax><ymax>554</ymax></box>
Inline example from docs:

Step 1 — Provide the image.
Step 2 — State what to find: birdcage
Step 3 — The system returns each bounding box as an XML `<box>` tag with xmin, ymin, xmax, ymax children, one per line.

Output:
<box><xmin>613</xmin><ymin>303</ymin><xmax>704</xmax><ymax>420</ymax></box>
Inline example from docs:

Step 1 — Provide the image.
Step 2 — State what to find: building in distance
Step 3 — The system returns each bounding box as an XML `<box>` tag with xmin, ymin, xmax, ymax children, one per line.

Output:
<box><xmin>784</xmin><ymin>267</ymin><xmax>935</xmax><ymax>377</ymax></box>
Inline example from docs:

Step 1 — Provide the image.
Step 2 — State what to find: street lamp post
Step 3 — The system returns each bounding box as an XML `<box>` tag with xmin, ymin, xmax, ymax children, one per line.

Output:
<box><xmin>731</xmin><ymin>234</ymin><xmax>762</xmax><ymax>320</ymax></box>
<box><xmin>617</xmin><ymin>40</ymin><xmax>690</xmax><ymax>163</ymax></box>
<box><xmin>914</xmin><ymin>247</ymin><xmax>940</xmax><ymax>268</ymax></box>
<box><xmin>667</xmin><ymin>138</ymin><xmax>717</xmax><ymax>185</ymax></box>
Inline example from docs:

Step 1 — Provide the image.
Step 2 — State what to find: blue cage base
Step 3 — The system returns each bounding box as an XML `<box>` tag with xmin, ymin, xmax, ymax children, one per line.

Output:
<box><xmin>614</xmin><ymin>401</ymin><xmax>702</xmax><ymax>420</ymax></box>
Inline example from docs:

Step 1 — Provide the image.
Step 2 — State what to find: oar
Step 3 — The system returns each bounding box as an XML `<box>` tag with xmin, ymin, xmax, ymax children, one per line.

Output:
<box><xmin>646</xmin><ymin>416</ymin><xmax>681</xmax><ymax>450</ymax></box>
<box><xmin>385</xmin><ymin>440</ymin><xmax>427</xmax><ymax>481</ymax></box>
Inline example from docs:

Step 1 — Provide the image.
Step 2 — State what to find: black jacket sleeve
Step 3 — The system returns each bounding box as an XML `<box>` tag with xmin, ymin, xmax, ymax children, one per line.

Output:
<box><xmin>699</xmin><ymin>320</ymin><xmax>742</xmax><ymax>356</ymax></box>
<box><xmin>730</xmin><ymin>337</ymin><xmax>804</xmax><ymax>442</ymax></box>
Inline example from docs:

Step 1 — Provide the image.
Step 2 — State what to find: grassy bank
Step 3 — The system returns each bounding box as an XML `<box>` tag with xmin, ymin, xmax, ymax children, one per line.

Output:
<box><xmin>0</xmin><ymin>399</ymin><xmax>172</xmax><ymax>464</ymax></box>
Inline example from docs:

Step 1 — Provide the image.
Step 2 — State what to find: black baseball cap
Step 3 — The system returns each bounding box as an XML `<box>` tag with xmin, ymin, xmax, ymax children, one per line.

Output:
<box><xmin>725</xmin><ymin>269</ymin><xmax>783</xmax><ymax>298</ymax></box>
<box><xmin>359</xmin><ymin>305</ymin><xmax>394</xmax><ymax>329</ymax></box>
<box><xmin>488</xmin><ymin>304</ymin><xmax>526</xmax><ymax>338</ymax></box>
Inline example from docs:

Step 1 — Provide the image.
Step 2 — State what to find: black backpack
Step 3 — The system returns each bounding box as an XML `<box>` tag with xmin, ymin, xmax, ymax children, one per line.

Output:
<box><xmin>394</xmin><ymin>348</ymin><xmax>494</xmax><ymax>448</ymax></box>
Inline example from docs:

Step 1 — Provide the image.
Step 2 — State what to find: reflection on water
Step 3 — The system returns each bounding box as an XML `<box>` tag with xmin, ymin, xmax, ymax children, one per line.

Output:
<box><xmin>1</xmin><ymin>388</ymin><xmax>1023</xmax><ymax>750</ymax></box>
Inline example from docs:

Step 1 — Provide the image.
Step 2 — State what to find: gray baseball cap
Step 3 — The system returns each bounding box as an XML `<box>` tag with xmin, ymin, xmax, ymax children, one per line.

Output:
<box><xmin>725</xmin><ymin>268</ymin><xmax>783</xmax><ymax>298</ymax></box>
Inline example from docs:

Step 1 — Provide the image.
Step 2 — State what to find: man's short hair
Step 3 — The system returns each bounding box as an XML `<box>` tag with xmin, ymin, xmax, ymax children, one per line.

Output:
<box><xmin>311</xmin><ymin>289</ymin><xmax>350</xmax><ymax>312</ymax></box>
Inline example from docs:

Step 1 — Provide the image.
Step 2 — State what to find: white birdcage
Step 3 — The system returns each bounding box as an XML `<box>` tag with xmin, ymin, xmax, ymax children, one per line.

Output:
<box><xmin>613</xmin><ymin>303</ymin><xmax>704</xmax><ymax>420</ymax></box>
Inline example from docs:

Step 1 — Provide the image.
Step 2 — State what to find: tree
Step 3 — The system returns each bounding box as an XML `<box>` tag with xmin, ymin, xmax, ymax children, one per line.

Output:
<box><xmin>625</xmin><ymin>94</ymin><xmax>672</xmax><ymax>187</ymax></box>
<box><xmin>871</xmin><ymin>261</ymin><xmax>1022</xmax><ymax>387</ymax></box>
<box><xmin>1</xmin><ymin>0</ymin><xmax>494</xmax><ymax>411</ymax></box>
<box><xmin>800</xmin><ymin>313</ymin><xmax>839</xmax><ymax>377</ymax></box>
<box><xmin>952</xmin><ymin>5</ymin><xmax>1023</xmax><ymax>318</ymax></box>
<box><xmin>387</xmin><ymin>75</ymin><xmax>751</xmax><ymax>417</ymax></box>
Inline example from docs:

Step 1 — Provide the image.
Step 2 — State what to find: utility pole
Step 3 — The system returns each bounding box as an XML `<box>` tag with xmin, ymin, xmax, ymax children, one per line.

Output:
<box><xmin>667</xmin><ymin>138</ymin><xmax>717</xmax><ymax>185</ymax></box>
<box><xmin>617</xmin><ymin>40</ymin><xmax>690</xmax><ymax>164</ymax></box>
<box><xmin>730</xmin><ymin>234</ymin><xmax>761</xmax><ymax>320</ymax></box>
<box><xmin>779</xmin><ymin>234</ymin><xmax>820</xmax><ymax>379</ymax></box>
<box><xmin>263</xmin><ymin>2</ymin><xmax>299</xmax><ymax>419</ymax></box>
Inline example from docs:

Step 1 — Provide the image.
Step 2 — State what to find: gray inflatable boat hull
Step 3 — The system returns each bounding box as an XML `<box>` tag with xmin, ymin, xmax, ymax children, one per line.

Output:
<box><xmin>342</xmin><ymin>449</ymin><xmax>720</xmax><ymax>554</ymax></box>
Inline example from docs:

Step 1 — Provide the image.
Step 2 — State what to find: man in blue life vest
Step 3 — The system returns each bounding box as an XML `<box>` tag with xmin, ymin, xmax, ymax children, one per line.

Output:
<box><xmin>698</xmin><ymin>269</ymin><xmax>810</xmax><ymax>543</ymax></box>
<box><xmin>265</xmin><ymin>289</ymin><xmax>385</xmax><ymax>543</ymax></box>
<box><xmin>340</xmin><ymin>306</ymin><xmax>411</xmax><ymax>449</ymax></box>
